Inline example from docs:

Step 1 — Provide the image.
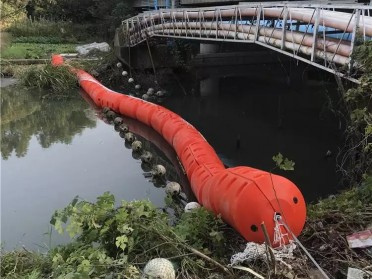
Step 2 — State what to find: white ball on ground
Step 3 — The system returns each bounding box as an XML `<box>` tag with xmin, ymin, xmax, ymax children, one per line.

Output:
<box><xmin>184</xmin><ymin>202</ymin><xmax>201</xmax><ymax>212</ymax></box>
<box><xmin>142</xmin><ymin>94</ymin><xmax>149</xmax><ymax>100</ymax></box>
<box><xmin>122</xmin><ymin>71</ymin><xmax>128</xmax><ymax>76</ymax></box>
<box><xmin>135</xmin><ymin>84</ymin><xmax>141</xmax><ymax>90</ymax></box>
<box><xmin>116</xmin><ymin>62</ymin><xmax>122</xmax><ymax>68</ymax></box>
<box><xmin>128</xmin><ymin>78</ymin><xmax>134</xmax><ymax>83</ymax></box>
<box><xmin>142</xmin><ymin>258</ymin><xmax>175</xmax><ymax>279</ymax></box>
<box><xmin>165</xmin><ymin>182</ymin><xmax>181</xmax><ymax>196</ymax></box>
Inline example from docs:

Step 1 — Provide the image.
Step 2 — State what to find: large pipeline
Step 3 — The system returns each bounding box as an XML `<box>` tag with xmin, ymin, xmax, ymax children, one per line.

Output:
<box><xmin>52</xmin><ymin>55</ymin><xmax>306</xmax><ymax>245</ymax></box>
<box><xmin>132</xmin><ymin>25</ymin><xmax>349</xmax><ymax>64</ymax></box>
<box><xmin>132</xmin><ymin>7</ymin><xmax>372</xmax><ymax>37</ymax></box>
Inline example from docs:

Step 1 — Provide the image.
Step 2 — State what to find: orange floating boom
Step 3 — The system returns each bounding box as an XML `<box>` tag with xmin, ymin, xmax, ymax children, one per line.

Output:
<box><xmin>52</xmin><ymin>55</ymin><xmax>306</xmax><ymax>245</ymax></box>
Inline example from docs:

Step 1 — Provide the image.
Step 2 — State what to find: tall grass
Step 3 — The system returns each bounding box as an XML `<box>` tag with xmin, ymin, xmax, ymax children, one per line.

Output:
<box><xmin>21</xmin><ymin>64</ymin><xmax>78</xmax><ymax>94</ymax></box>
<box><xmin>6</xmin><ymin>18</ymin><xmax>105</xmax><ymax>43</ymax></box>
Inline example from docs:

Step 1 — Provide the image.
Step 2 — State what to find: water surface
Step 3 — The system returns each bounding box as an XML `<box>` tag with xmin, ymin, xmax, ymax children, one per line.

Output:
<box><xmin>1</xmin><ymin>87</ymin><xmax>174</xmax><ymax>250</ymax></box>
<box><xmin>1</xmin><ymin>72</ymin><xmax>344</xmax><ymax>250</ymax></box>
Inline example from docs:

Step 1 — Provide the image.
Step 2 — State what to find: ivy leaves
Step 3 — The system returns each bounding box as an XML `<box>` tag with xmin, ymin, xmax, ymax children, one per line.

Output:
<box><xmin>272</xmin><ymin>153</ymin><xmax>295</xmax><ymax>171</ymax></box>
<box><xmin>48</xmin><ymin>192</ymin><xmax>228</xmax><ymax>278</ymax></box>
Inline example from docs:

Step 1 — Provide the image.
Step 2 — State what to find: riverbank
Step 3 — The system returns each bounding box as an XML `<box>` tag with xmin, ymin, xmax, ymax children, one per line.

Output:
<box><xmin>1</xmin><ymin>180</ymin><xmax>371</xmax><ymax>279</ymax></box>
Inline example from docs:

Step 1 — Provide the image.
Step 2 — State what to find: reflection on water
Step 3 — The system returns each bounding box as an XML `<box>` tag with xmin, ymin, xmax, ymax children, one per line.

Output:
<box><xmin>1</xmin><ymin>71</ymin><xmax>345</xmax><ymax>250</ymax></box>
<box><xmin>1</xmin><ymin>87</ymin><xmax>185</xmax><ymax>251</ymax></box>
<box><xmin>1</xmin><ymin>87</ymin><xmax>96</xmax><ymax>160</ymax></box>
<box><xmin>162</xmin><ymin>75</ymin><xmax>344</xmax><ymax>202</ymax></box>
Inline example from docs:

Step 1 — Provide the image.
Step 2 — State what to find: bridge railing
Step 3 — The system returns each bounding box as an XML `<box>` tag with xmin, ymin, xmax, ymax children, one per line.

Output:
<box><xmin>120</xmin><ymin>4</ymin><xmax>372</xmax><ymax>82</ymax></box>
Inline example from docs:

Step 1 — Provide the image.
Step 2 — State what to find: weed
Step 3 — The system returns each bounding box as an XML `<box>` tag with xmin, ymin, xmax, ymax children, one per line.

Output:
<box><xmin>0</xmin><ymin>249</ymin><xmax>52</xmax><ymax>279</ymax></box>
<box><xmin>300</xmin><ymin>177</ymin><xmax>372</xmax><ymax>274</ymax></box>
<box><xmin>12</xmin><ymin>36</ymin><xmax>77</xmax><ymax>44</ymax></box>
<box><xmin>20</xmin><ymin>64</ymin><xmax>78</xmax><ymax>93</ymax></box>
<box><xmin>47</xmin><ymin>193</ymin><xmax>232</xmax><ymax>278</ymax></box>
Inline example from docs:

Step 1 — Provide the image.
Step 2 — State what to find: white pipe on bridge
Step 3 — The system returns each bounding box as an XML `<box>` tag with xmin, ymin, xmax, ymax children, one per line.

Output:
<box><xmin>139</xmin><ymin>21</ymin><xmax>352</xmax><ymax>57</ymax></box>
<box><xmin>135</xmin><ymin>7</ymin><xmax>372</xmax><ymax>37</ymax></box>
<box><xmin>130</xmin><ymin>25</ymin><xmax>350</xmax><ymax>64</ymax></box>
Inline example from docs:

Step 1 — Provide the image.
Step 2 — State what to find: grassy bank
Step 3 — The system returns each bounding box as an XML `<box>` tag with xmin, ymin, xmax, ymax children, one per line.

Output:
<box><xmin>1</xmin><ymin>42</ymin><xmax>77</xmax><ymax>59</ymax></box>
<box><xmin>1</xmin><ymin>180</ymin><xmax>371</xmax><ymax>279</ymax></box>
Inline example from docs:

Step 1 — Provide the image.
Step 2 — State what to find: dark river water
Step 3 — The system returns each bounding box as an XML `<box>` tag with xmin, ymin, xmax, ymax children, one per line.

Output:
<box><xmin>1</xmin><ymin>73</ymin><xmax>344</xmax><ymax>250</ymax></box>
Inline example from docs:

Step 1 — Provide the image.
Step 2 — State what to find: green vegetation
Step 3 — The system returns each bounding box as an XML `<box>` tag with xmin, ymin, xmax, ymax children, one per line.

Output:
<box><xmin>338</xmin><ymin>42</ymin><xmax>372</xmax><ymax>185</ymax></box>
<box><xmin>1</xmin><ymin>181</ymin><xmax>371</xmax><ymax>278</ymax></box>
<box><xmin>300</xmin><ymin>177</ymin><xmax>372</xmax><ymax>274</ymax></box>
<box><xmin>1</xmin><ymin>43</ymin><xmax>77</xmax><ymax>59</ymax></box>
<box><xmin>5</xmin><ymin>18</ymin><xmax>105</xmax><ymax>43</ymax></box>
<box><xmin>1</xmin><ymin>0</ymin><xmax>134</xmax><ymax>41</ymax></box>
<box><xmin>0</xmin><ymin>0</ymin><xmax>27</xmax><ymax>29</ymax></box>
<box><xmin>20</xmin><ymin>64</ymin><xmax>78</xmax><ymax>92</ymax></box>
<box><xmin>1</xmin><ymin>193</ymin><xmax>237</xmax><ymax>279</ymax></box>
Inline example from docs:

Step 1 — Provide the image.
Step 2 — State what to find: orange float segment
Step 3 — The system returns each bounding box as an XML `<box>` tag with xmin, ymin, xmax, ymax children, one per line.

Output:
<box><xmin>51</xmin><ymin>54</ymin><xmax>64</xmax><ymax>66</ymax></box>
<box><xmin>208</xmin><ymin>167</ymin><xmax>306</xmax><ymax>244</ymax></box>
<box><xmin>190</xmin><ymin>163</ymin><xmax>224</xmax><ymax>203</ymax></box>
<box><xmin>51</xmin><ymin>54</ymin><xmax>307</xmax><ymax>245</ymax></box>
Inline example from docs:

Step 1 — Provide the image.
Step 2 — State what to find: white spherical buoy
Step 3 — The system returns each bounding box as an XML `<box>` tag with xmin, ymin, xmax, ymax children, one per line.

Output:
<box><xmin>128</xmin><ymin>77</ymin><xmax>134</xmax><ymax>83</ymax></box>
<box><xmin>114</xmin><ymin>117</ymin><xmax>123</xmax><ymax>126</ymax></box>
<box><xmin>184</xmin><ymin>202</ymin><xmax>201</xmax><ymax>212</ymax></box>
<box><xmin>124</xmin><ymin>132</ymin><xmax>135</xmax><ymax>143</ymax></box>
<box><xmin>119</xmin><ymin>124</ymin><xmax>129</xmax><ymax>133</ymax></box>
<box><xmin>152</xmin><ymin>164</ymin><xmax>166</xmax><ymax>177</ymax></box>
<box><xmin>142</xmin><ymin>94</ymin><xmax>149</xmax><ymax>100</ymax></box>
<box><xmin>165</xmin><ymin>182</ymin><xmax>181</xmax><ymax>196</ymax></box>
<box><xmin>142</xmin><ymin>258</ymin><xmax>175</xmax><ymax>279</ymax></box>
<box><xmin>140</xmin><ymin>151</ymin><xmax>153</xmax><ymax>163</ymax></box>
<box><xmin>155</xmin><ymin>90</ymin><xmax>164</xmax><ymax>97</ymax></box>
<box><xmin>135</xmin><ymin>84</ymin><xmax>141</xmax><ymax>90</ymax></box>
<box><xmin>122</xmin><ymin>70</ymin><xmax>128</xmax><ymax>76</ymax></box>
<box><xmin>116</xmin><ymin>62</ymin><xmax>122</xmax><ymax>68</ymax></box>
<box><xmin>131</xmin><ymin>140</ymin><xmax>142</xmax><ymax>152</ymax></box>
<box><xmin>147</xmin><ymin>88</ymin><xmax>155</xmax><ymax>95</ymax></box>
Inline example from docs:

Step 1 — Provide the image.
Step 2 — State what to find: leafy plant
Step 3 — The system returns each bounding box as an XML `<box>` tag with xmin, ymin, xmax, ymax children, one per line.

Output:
<box><xmin>47</xmin><ymin>192</ymin><xmax>230</xmax><ymax>278</ymax></box>
<box><xmin>272</xmin><ymin>152</ymin><xmax>295</xmax><ymax>171</ymax></box>
<box><xmin>337</xmin><ymin>41</ymin><xmax>372</xmax><ymax>184</ymax></box>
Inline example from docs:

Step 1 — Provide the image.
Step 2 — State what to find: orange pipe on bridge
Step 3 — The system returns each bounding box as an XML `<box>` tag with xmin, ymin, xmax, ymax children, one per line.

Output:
<box><xmin>52</xmin><ymin>55</ymin><xmax>306</xmax><ymax>245</ymax></box>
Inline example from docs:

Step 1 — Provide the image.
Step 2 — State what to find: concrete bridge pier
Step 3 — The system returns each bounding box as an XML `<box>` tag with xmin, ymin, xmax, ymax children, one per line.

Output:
<box><xmin>200</xmin><ymin>43</ymin><xmax>219</xmax><ymax>54</ymax></box>
<box><xmin>200</xmin><ymin>77</ymin><xmax>219</xmax><ymax>97</ymax></box>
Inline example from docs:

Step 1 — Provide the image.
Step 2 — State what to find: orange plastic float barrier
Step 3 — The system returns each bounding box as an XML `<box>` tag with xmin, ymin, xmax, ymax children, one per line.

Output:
<box><xmin>52</xmin><ymin>54</ymin><xmax>306</xmax><ymax>245</ymax></box>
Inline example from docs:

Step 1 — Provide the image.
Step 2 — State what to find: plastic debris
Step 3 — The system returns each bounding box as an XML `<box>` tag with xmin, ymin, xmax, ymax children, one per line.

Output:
<box><xmin>76</xmin><ymin>42</ymin><xmax>110</xmax><ymax>56</ymax></box>
<box><xmin>347</xmin><ymin>267</ymin><xmax>372</xmax><ymax>279</ymax></box>
<box><xmin>347</xmin><ymin>229</ymin><xmax>372</xmax><ymax>249</ymax></box>
<box><xmin>230</xmin><ymin>242</ymin><xmax>296</xmax><ymax>266</ymax></box>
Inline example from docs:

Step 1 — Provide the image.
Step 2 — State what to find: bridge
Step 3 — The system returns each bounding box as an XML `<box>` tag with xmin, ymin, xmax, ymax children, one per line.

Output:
<box><xmin>118</xmin><ymin>3</ymin><xmax>372</xmax><ymax>82</ymax></box>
